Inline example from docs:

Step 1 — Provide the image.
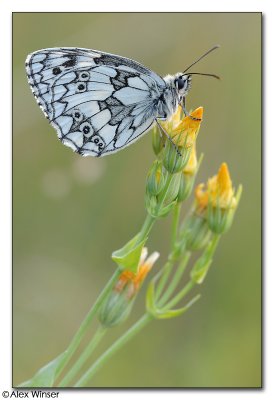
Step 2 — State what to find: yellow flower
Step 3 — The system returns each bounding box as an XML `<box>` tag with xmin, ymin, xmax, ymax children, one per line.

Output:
<box><xmin>162</xmin><ymin>107</ymin><xmax>203</xmax><ymax>174</ymax></box>
<box><xmin>161</xmin><ymin>105</ymin><xmax>183</xmax><ymax>132</ymax></box>
<box><xmin>195</xmin><ymin>163</ymin><xmax>236</xmax><ymax>212</ymax></box>
<box><xmin>114</xmin><ymin>248</ymin><xmax>159</xmax><ymax>299</ymax></box>
<box><xmin>194</xmin><ymin>163</ymin><xmax>242</xmax><ymax>234</ymax></box>
<box><xmin>171</xmin><ymin>107</ymin><xmax>203</xmax><ymax>148</ymax></box>
<box><xmin>161</xmin><ymin>106</ymin><xmax>203</xmax><ymax>148</ymax></box>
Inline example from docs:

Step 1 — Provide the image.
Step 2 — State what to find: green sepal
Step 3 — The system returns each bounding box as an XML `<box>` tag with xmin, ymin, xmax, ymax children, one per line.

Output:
<box><xmin>145</xmin><ymin>194</ymin><xmax>158</xmax><ymax>217</ymax></box>
<box><xmin>164</xmin><ymin>173</ymin><xmax>181</xmax><ymax>204</ymax></box>
<box><xmin>19</xmin><ymin>353</ymin><xmax>65</xmax><ymax>387</ymax></box>
<box><xmin>98</xmin><ymin>292</ymin><xmax>134</xmax><ymax>328</ymax></box>
<box><xmin>180</xmin><ymin>212</ymin><xmax>212</xmax><ymax>251</ymax></box>
<box><xmin>155</xmin><ymin>295</ymin><xmax>201</xmax><ymax>319</ymax></box>
<box><xmin>146</xmin><ymin>280</ymin><xmax>200</xmax><ymax>319</ymax></box>
<box><xmin>146</xmin><ymin>160</ymin><xmax>166</xmax><ymax>196</ymax></box>
<box><xmin>207</xmin><ymin>185</ymin><xmax>242</xmax><ymax>235</ymax></box>
<box><xmin>112</xmin><ymin>234</ymin><xmax>146</xmax><ymax>274</ymax></box>
<box><xmin>152</xmin><ymin>124</ymin><xmax>165</xmax><ymax>156</ymax></box>
<box><xmin>162</xmin><ymin>136</ymin><xmax>191</xmax><ymax>174</ymax></box>
<box><xmin>157</xmin><ymin>200</ymin><xmax>177</xmax><ymax>217</ymax></box>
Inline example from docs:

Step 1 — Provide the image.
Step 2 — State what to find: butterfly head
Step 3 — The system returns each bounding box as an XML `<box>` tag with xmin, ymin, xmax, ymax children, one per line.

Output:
<box><xmin>174</xmin><ymin>73</ymin><xmax>192</xmax><ymax>98</ymax></box>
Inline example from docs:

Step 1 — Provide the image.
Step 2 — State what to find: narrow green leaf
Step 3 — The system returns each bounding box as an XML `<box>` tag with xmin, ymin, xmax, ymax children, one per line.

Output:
<box><xmin>19</xmin><ymin>353</ymin><xmax>65</xmax><ymax>387</ymax></box>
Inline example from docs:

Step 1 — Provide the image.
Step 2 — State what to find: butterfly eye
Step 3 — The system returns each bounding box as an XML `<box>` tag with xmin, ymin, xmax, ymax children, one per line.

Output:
<box><xmin>79</xmin><ymin>71</ymin><xmax>90</xmax><ymax>81</ymax></box>
<box><xmin>76</xmin><ymin>82</ymin><xmax>87</xmax><ymax>93</ymax></box>
<box><xmin>80</xmin><ymin>122</ymin><xmax>93</xmax><ymax>137</ymax></box>
<box><xmin>72</xmin><ymin>109</ymin><xmax>83</xmax><ymax>122</ymax></box>
<box><xmin>177</xmin><ymin>77</ymin><xmax>186</xmax><ymax>91</ymax></box>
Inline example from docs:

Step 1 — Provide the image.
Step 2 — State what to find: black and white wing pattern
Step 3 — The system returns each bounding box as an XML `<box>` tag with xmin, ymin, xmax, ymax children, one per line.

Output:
<box><xmin>26</xmin><ymin>47</ymin><xmax>166</xmax><ymax>157</ymax></box>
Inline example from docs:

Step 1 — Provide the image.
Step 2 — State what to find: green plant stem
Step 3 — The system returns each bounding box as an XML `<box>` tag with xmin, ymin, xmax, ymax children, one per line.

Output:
<box><xmin>164</xmin><ymin>280</ymin><xmax>195</xmax><ymax>310</ymax></box>
<box><xmin>210</xmin><ymin>234</ymin><xmax>221</xmax><ymax>253</ymax></box>
<box><xmin>74</xmin><ymin>313</ymin><xmax>153</xmax><ymax>387</ymax></box>
<box><xmin>154</xmin><ymin>195</ymin><xmax>183</xmax><ymax>300</ymax></box>
<box><xmin>154</xmin><ymin>244</ymin><xmax>182</xmax><ymax>300</ymax></box>
<box><xmin>158</xmin><ymin>251</ymin><xmax>191</xmax><ymax>307</ymax></box>
<box><xmin>171</xmin><ymin>202</ymin><xmax>182</xmax><ymax>247</ymax></box>
<box><xmin>138</xmin><ymin>213</ymin><xmax>156</xmax><ymax>241</ymax></box>
<box><xmin>56</xmin><ymin>213</ymin><xmax>155</xmax><ymax>385</ymax></box>
<box><xmin>58</xmin><ymin>325</ymin><xmax>106</xmax><ymax>387</ymax></box>
<box><xmin>155</xmin><ymin>258</ymin><xmax>174</xmax><ymax>300</ymax></box>
<box><xmin>54</xmin><ymin>269</ymin><xmax>121</xmax><ymax>381</ymax></box>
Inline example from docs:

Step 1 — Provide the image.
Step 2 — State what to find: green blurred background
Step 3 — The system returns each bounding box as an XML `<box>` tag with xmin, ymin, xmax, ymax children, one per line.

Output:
<box><xmin>13</xmin><ymin>13</ymin><xmax>261</xmax><ymax>387</ymax></box>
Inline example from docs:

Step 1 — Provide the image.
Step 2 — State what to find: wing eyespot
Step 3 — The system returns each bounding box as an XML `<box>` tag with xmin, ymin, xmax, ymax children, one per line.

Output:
<box><xmin>79</xmin><ymin>71</ymin><xmax>90</xmax><ymax>81</ymax></box>
<box><xmin>72</xmin><ymin>109</ymin><xmax>83</xmax><ymax>122</ymax></box>
<box><xmin>83</xmin><ymin>126</ymin><xmax>91</xmax><ymax>134</ymax></box>
<box><xmin>80</xmin><ymin>122</ymin><xmax>93</xmax><ymax>137</ymax></box>
<box><xmin>91</xmin><ymin>135</ymin><xmax>105</xmax><ymax>149</ymax></box>
<box><xmin>26</xmin><ymin>47</ymin><xmax>165</xmax><ymax>157</ymax></box>
<box><xmin>76</xmin><ymin>83</ymin><xmax>87</xmax><ymax>93</ymax></box>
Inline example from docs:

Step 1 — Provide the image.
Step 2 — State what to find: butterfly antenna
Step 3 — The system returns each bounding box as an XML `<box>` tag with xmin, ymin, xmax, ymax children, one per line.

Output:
<box><xmin>183</xmin><ymin>45</ymin><xmax>220</xmax><ymax>73</ymax></box>
<box><xmin>186</xmin><ymin>72</ymin><xmax>220</xmax><ymax>80</ymax></box>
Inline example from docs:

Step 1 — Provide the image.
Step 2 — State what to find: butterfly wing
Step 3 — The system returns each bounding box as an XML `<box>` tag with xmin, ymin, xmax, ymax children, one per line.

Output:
<box><xmin>26</xmin><ymin>47</ymin><xmax>166</xmax><ymax>157</ymax></box>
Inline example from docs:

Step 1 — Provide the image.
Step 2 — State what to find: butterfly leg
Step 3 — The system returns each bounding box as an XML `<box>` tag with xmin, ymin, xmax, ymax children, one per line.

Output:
<box><xmin>182</xmin><ymin>97</ymin><xmax>202</xmax><ymax>121</ymax></box>
<box><xmin>155</xmin><ymin>119</ymin><xmax>182</xmax><ymax>157</ymax></box>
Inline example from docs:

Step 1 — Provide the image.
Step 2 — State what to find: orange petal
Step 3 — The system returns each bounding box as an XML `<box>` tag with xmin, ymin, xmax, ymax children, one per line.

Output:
<box><xmin>190</xmin><ymin>107</ymin><xmax>203</xmax><ymax>120</ymax></box>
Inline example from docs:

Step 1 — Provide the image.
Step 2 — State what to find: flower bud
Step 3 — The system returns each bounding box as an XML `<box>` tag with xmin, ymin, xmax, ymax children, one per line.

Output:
<box><xmin>99</xmin><ymin>249</ymin><xmax>159</xmax><ymax>328</ymax></box>
<box><xmin>164</xmin><ymin>173</ymin><xmax>181</xmax><ymax>204</ymax></box>
<box><xmin>152</xmin><ymin>125</ymin><xmax>165</xmax><ymax>156</ymax></box>
<box><xmin>172</xmin><ymin>107</ymin><xmax>203</xmax><ymax>147</ymax></box>
<box><xmin>163</xmin><ymin>139</ymin><xmax>190</xmax><ymax>174</ymax></box>
<box><xmin>195</xmin><ymin>163</ymin><xmax>242</xmax><ymax>234</ymax></box>
<box><xmin>177</xmin><ymin>143</ymin><xmax>201</xmax><ymax>202</ymax></box>
<box><xmin>162</xmin><ymin>107</ymin><xmax>203</xmax><ymax>174</ymax></box>
<box><xmin>180</xmin><ymin>212</ymin><xmax>211</xmax><ymax>251</ymax></box>
<box><xmin>177</xmin><ymin>173</ymin><xmax>195</xmax><ymax>202</ymax></box>
<box><xmin>146</xmin><ymin>160</ymin><xmax>166</xmax><ymax>196</ymax></box>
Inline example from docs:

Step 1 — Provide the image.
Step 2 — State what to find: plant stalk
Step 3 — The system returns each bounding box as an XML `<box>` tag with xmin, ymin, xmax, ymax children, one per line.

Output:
<box><xmin>58</xmin><ymin>326</ymin><xmax>106</xmax><ymax>387</ymax></box>
<box><xmin>54</xmin><ymin>269</ymin><xmax>120</xmax><ymax>381</ymax></box>
<box><xmin>74</xmin><ymin>313</ymin><xmax>152</xmax><ymax>387</ymax></box>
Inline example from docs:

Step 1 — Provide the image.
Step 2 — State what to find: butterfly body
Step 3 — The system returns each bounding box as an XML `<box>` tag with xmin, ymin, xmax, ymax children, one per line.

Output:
<box><xmin>26</xmin><ymin>48</ymin><xmax>191</xmax><ymax>157</ymax></box>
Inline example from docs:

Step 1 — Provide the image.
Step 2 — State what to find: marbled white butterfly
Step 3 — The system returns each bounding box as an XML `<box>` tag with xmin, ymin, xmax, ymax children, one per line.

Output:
<box><xmin>25</xmin><ymin>46</ymin><xmax>219</xmax><ymax>157</ymax></box>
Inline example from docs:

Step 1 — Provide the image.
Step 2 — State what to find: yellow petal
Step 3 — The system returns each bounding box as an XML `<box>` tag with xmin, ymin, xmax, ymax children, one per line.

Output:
<box><xmin>183</xmin><ymin>142</ymin><xmax>198</xmax><ymax>175</ymax></box>
<box><xmin>172</xmin><ymin>105</ymin><xmax>183</xmax><ymax>128</ymax></box>
<box><xmin>195</xmin><ymin>162</ymin><xmax>237</xmax><ymax>211</ymax></box>
<box><xmin>217</xmin><ymin>163</ymin><xmax>233</xmax><ymax>196</ymax></box>
<box><xmin>172</xmin><ymin>107</ymin><xmax>203</xmax><ymax>147</ymax></box>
